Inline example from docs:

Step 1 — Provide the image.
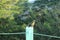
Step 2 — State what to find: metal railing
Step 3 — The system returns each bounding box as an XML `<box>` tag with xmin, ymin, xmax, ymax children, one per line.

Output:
<box><xmin>0</xmin><ymin>32</ymin><xmax>60</xmax><ymax>39</ymax></box>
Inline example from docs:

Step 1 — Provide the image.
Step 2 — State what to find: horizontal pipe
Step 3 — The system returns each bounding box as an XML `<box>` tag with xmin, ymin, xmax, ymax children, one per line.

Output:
<box><xmin>0</xmin><ymin>32</ymin><xmax>60</xmax><ymax>39</ymax></box>
<box><xmin>0</xmin><ymin>32</ymin><xmax>25</xmax><ymax>35</ymax></box>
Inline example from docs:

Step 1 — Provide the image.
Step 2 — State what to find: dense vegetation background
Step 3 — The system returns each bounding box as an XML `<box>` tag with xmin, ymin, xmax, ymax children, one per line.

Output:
<box><xmin>0</xmin><ymin>0</ymin><xmax>60</xmax><ymax>40</ymax></box>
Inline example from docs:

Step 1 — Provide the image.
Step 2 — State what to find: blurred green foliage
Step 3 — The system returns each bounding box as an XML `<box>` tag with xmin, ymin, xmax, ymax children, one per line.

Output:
<box><xmin>0</xmin><ymin>0</ymin><xmax>60</xmax><ymax>40</ymax></box>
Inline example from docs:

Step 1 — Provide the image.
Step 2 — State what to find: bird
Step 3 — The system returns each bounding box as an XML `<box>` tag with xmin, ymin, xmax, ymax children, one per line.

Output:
<box><xmin>28</xmin><ymin>20</ymin><xmax>35</xmax><ymax>27</ymax></box>
<box><xmin>31</xmin><ymin>20</ymin><xmax>35</xmax><ymax>27</ymax></box>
